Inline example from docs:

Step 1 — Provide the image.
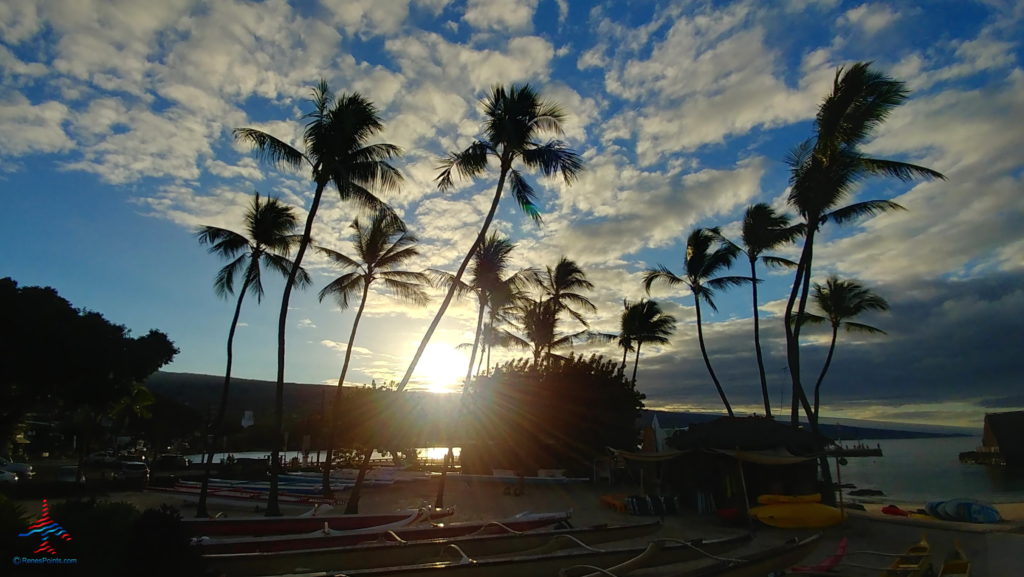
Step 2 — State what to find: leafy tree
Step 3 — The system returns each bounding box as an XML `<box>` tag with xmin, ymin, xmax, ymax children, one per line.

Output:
<box><xmin>712</xmin><ymin>204</ymin><xmax>801</xmax><ymax>417</ymax></box>
<box><xmin>799</xmin><ymin>276</ymin><xmax>890</xmax><ymax>418</ymax></box>
<box><xmin>643</xmin><ymin>228</ymin><xmax>747</xmax><ymax>416</ymax></box>
<box><xmin>464</xmin><ymin>354</ymin><xmax>645</xmax><ymax>475</ymax></box>
<box><xmin>234</xmin><ymin>81</ymin><xmax>402</xmax><ymax>515</ymax></box>
<box><xmin>783</xmin><ymin>63</ymin><xmax>944</xmax><ymax>427</ymax></box>
<box><xmin>620</xmin><ymin>299</ymin><xmax>676</xmax><ymax>385</ymax></box>
<box><xmin>194</xmin><ymin>193</ymin><xmax>309</xmax><ymax>517</ymax></box>
<box><xmin>537</xmin><ymin>257</ymin><xmax>597</xmax><ymax>361</ymax></box>
<box><xmin>316</xmin><ymin>211</ymin><xmax>429</xmax><ymax>508</ymax></box>
<box><xmin>396</xmin><ymin>84</ymin><xmax>582</xmax><ymax>392</ymax></box>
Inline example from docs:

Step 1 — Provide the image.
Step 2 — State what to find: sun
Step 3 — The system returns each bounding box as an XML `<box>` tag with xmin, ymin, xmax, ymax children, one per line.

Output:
<box><xmin>415</xmin><ymin>343</ymin><xmax>470</xmax><ymax>394</ymax></box>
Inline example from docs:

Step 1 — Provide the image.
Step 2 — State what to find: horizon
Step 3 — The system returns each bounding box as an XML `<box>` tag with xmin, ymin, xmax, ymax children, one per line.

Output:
<box><xmin>2</xmin><ymin>1</ymin><xmax>1021</xmax><ymax>429</ymax></box>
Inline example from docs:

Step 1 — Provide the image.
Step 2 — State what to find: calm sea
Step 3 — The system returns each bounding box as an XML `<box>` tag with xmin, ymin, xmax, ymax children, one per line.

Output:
<box><xmin>836</xmin><ymin>436</ymin><xmax>1024</xmax><ymax>504</ymax></box>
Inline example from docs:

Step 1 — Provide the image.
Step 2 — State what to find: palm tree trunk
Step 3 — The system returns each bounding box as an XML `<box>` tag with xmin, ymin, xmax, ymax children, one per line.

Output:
<box><xmin>694</xmin><ymin>296</ymin><xmax>734</xmax><ymax>417</ymax></box>
<box><xmin>783</xmin><ymin>226</ymin><xmax>817</xmax><ymax>427</ymax></box>
<box><xmin>631</xmin><ymin>343</ymin><xmax>642</xmax><ymax>384</ymax></box>
<box><xmin>621</xmin><ymin>346</ymin><xmax>628</xmax><ymax>372</ymax></box>
<box><xmin>464</xmin><ymin>297</ymin><xmax>487</xmax><ymax>386</ymax></box>
<box><xmin>813</xmin><ymin>326</ymin><xmax>839</xmax><ymax>419</ymax></box>
<box><xmin>323</xmin><ymin>281</ymin><xmax>370</xmax><ymax>498</ymax></box>
<box><xmin>749</xmin><ymin>259</ymin><xmax>772</xmax><ymax>418</ymax></box>
<box><xmin>395</xmin><ymin>159</ymin><xmax>511</xmax><ymax>392</ymax></box>
<box><xmin>345</xmin><ymin>448</ymin><xmax>374</xmax><ymax>514</ymax></box>
<box><xmin>197</xmin><ymin>278</ymin><xmax>250</xmax><ymax>517</ymax></box>
<box><xmin>269</xmin><ymin>182</ymin><xmax>326</xmax><ymax>517</ymax></box>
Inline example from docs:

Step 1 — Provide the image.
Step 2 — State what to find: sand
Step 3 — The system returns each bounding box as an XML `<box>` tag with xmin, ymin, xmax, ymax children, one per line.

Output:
<box><xmin>18</xmin><ymin>478</ymin><xmax>1024</xmax><ymax>576</ymax></box>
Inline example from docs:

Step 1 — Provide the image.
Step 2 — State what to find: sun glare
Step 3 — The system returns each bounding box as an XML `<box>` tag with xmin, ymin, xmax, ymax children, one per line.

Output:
<box><xmin>415</xmin><ymin>343</ymin><xmax>469</xmax><ymax>394</ymax></box>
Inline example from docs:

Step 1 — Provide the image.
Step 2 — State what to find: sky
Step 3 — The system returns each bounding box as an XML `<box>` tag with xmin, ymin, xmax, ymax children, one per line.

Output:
<box><xmin>1</xmin><ymin>0</ymin><xmax>1022</xmax><ymax>430</ymax></box>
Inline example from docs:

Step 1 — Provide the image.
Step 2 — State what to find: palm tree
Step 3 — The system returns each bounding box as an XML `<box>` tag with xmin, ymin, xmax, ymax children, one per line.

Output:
<box><xmin>395</xmin><ymin>84</ymin><xmax>582</xmax><ymax>392</ymax></box>
<box><xmin>505</xmin><ymin>297</ymin><xmax>585</xmax><ymax>364</ymax></box>
<box><xmin>234</xmin><ymin>81</ymin><xmax>402</xmax><ymax>515</ymax></box>
<box><xmin>799</xmin><ymin>276</ymin><xmax>889</xmax><ymax>418</ymax></box>
<box><xmin>538</xmin><ymin>257</ymin><xmax>597</xmax><ymax>358</ymax></box>
<box><xmin>618</xmin><ymin>299</ymin><xmax>637</xmax><ymax>372</ymax></box>
<box><xmin>783</xmin><ymin>62</ymin><xmax>944</xmax><ymax>427</ymax></box>
<box><xmin>712</xmin><ymin>204</ymin><xmax>802</xmax><ymax>418</ymax></box>
<box><xmin>194</xmin><ymin>193</ymin><xmax>309</xmax><ymax>517</ymax></box>
<box><xmin>317</xmin><ymin>210</ymin><xmax>428</xmax><ymax>508</ymax></box>
<box><xmin>620</xmin><ymin>299</ymin><xmax>676</xmax><ymax>385</ymax></box>
<box><xmin>643</xmin><ymin>227</ymin><xmax>747</xmax><ymax>416</ymax></box>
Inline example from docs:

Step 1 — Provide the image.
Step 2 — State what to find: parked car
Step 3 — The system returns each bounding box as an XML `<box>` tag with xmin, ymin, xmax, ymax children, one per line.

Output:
<box><xmin>0</xmin><ymin>470</ymin><xmax>18</xmax><ymax>484</ymax></box>
<box><xmin>113</xmin><ymin>460</ymin><xmax>149</xmax><ymax>484</ymax></box>
<box><xmin>153</xmin><ymin>454</ymin><xmax>190</xmax><ymax>470</ymax></box>
<box><xmin>84</xmin><ymin>451</ymin><xmax>118</xmax><ymax>466</ymax></box>
<box><xmin>0</xmin><ymin>456</ymin><xmax>34</xmax><ymax>480</ymax></box>
<box><xmin>56</xmin><ymin>465</ymin><xmax>86</xmax><ymax>486</ymax></box>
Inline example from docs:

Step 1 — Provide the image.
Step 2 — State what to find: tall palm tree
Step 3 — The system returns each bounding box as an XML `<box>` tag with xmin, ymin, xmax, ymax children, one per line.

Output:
<box><xmin>234</xmin><ymin>81</ymin><xmax>402</xmax><ymax>515</ymax></box>
<box><xmin>618</xmin><ymin>299</ymin><xmax>638</xmax><ymax>372</ymax></box>
<box><xmin>395</xmin><ymin>84</ymin><xmax>582</xmax><ymax>392</ymax></box>
<box><xmin>317</xmin><ymin>211</ymin><xmax>428</xmax><ymax>507</ymax></box>
<box><xmin>783</xmin><ymin>62</ymin><xmax>944</xmax><ymax>427</ymax></box>
<box><xmin>643</xmin><ymin>227</ymin><xmax>747</xmax><ymax>416</ymax></box>
<box><xmin>505</xmin><ymin>297</ymin><xmax>585</xmax><ymax>364</ymax></box>
<box><xmin>713</xmin><ymin>204</ymin><xmax>802</xmax><ymax>418</ymax></box>
<box><xmin>620</xmin><ymin>299</ymin><xmax>676</xmax><ymax>385</ymax></box>
<box><xmin>537</xmin><ymin>257</ymin><xmax>597</xmax><ymax>361</ymax></box>
<box><xmin>799</xmin><ymin>276</ymin><xmax>889</xmax><ymax>418</ymax></box>
<box><xmin>194</xmin><ymin>193</ymin><xmax>309</xmax><ymax>517</ymax></box>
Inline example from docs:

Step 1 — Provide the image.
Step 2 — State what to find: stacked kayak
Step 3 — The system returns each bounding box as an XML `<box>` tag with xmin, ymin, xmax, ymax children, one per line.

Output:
<box><xmin>749</xmin><ymin>493</ymin><xmax>846</xmax><ymax>528</ymax></box>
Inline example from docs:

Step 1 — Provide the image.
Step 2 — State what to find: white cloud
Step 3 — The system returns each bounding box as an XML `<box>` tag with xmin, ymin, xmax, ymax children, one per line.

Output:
<box><xmin>0</xmin><ymin>93</ymin><xmax>73</xmax><ymax>155</ymax></box>
<box><xmin>321</xmin><ymin>0</ymin><xmax>411</xmax><ymax>38</ymax></box>
<box><xmin>839</xmin><ymin>3</ymin><xmax>900</xmax><ymax>36</ymax></box>
<box><xmin>297</xmin><ymin>318</ymin><xmax>317</xmax><ymax>328</ymax></box>
<box><xmin>463</xmin><ymin>0</ymin><xmax>538</xmax><ymax>32</ymax></box>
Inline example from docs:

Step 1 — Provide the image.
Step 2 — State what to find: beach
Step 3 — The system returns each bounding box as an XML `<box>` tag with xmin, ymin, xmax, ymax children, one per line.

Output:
<box><xmin>30</xmin><ymin>475</ymin><xmax>1019</xmax><ymax>576</ymax></box>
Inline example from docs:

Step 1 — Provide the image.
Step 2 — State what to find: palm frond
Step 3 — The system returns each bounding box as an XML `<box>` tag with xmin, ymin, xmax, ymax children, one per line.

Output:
<box><xmin>232</xmin><ymin>128</ymin><xmax>305</xmax><ymax>172</ymax></box>
<box><xmin>507</xmin><ymin>169</ymin><xmax>542</xmax><ymax>223</ymax></box>
<box><xmin>761</xmin><ymin>255</ymin><xmax>798</xmax><ymax>269</ymax></box>
<box><xmin>213</xmin><ymin>254</ymin><xmax>248</xmax><ymax>298</ymax></box>
<box><xmin>196</xmin><ymin>226</ymin><xmax>249</xmax><ymax>258</ymax></box>
<box><xmin>519</xmin><ymin>140</ymin><xmax>583</xmax><ymax>185</ymax></box>
<box><xmin>824</xmin><ymin>200</ymin><xmax>905</xmax><ymax>225</ymax></box>
<box><xmin>318</xmin><ymin>272</ymin><xmax>364</xmax><ymax>308</ymax></box>
<box><xmin>643</xmin><ymin>266</ymin><xmax>686</xmax><ymax>294</ymax></box>
<box><xmin>843</xmin><ymin>321</ymin><xmax>887</xmax><ymax>335</ymax></box>
<box><xmin>436</xmin><ymin>141</ymin><xmax>491</xmax><ymax>191</ymax></box>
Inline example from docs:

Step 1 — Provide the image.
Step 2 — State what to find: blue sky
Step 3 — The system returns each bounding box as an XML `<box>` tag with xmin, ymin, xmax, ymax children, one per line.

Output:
<box><xmin>2</xmin><ymin>0</ymin><xmax>1022</xmax><ymax>429</ymax></box>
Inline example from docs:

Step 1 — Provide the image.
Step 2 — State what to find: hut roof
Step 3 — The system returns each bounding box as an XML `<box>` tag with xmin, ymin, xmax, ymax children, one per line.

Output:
<box><xmin>667</xmin><ymin>416</ymin><xmax>822</xmax><ymax>456</ymax></box>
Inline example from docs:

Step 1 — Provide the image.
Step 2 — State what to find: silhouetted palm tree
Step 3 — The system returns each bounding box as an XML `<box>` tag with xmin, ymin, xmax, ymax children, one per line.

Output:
<box><xmin>783</xmin><ymin>63</ymin><xmax>944</xmax><ymax>427</ymax></box>
<box><xmin>537</xmin><ymin>257</ymin><xmax>596</xmax><ymax>361</ymax></box>
<box><xmin>234</xmin><ymin>81</ymin><xmax>402</xmax><ymax>515</ymax></box>
<box><xmin>194</xmin><ymin>193</ymin><xmax>308</xmax><ymax>517</ymax></box>
<box><xmin>396</xmin><ymin>84</ymin><xmax>582</xmax><ymax>392</ymax></box>
<box><xmin>799</xmin><ymin>276</ymin><xmax>889</xmax><ymax>418</ymax></box>
<box><xmin>643</xmin><ymin>227</ymin><xmax>747</xmax><ymax>416</ymax></box>
<box><xmin>317</xmin><ymin>211</ymin><xmax>428</xmax><ymax>507</ymax></box>
<box><xmin>713</xmin><ymin>204</ymin><xmax>801</xmax><ymax>417</ymax></box>
<box><xmin>620</xmin><ymin>299</ymin><xmax>676</xmax><ymax>385</ymax></box>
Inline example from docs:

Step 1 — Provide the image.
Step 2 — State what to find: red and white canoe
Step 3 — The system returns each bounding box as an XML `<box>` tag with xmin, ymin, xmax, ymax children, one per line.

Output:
<box><xmin>192</xmin><ymin>510</ymin><xmax>572</xmax><ymax>554</ymax></box>
<box><xmin>181</xmin><ymin>506</ymin><xmax>456</xmax><ymax>538</ymax></box>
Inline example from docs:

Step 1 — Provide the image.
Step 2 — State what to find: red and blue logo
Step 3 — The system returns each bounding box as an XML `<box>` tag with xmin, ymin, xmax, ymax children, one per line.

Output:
<box><xmin>18</xmin><ymin>499</ymin><xmax>72</xmax><ymax>555</ymax></box>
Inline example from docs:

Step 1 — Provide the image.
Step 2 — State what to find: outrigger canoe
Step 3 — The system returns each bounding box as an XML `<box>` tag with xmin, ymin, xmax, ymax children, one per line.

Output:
<box><xmin>270</xmin><ymin>533</ymin><xmax>752</xmax><ymax>577</ymax></box>
<box><xmin>194</xmin><ymin>511</ymin><xmax>573</xmax><ymax>554</ymax></box>
<box><xmin>149</xmin><ymin>484</ymin><xmax>337</xmax><ymax>507</ymax></box>
<box><xmin>938</xmin><ymin>544</ymin><xmax>970</xmax><ymax>577</ymax></box>
<box><xmin>182</xmin><ymin>507</ymin><xmax>455</xmax><ymax>538</ymax></box>
<box><xmin>202</xmin><ymin>520</ymin><xmax>662</xmax><ymax>576</ymax></box>
<box><xmin>565</xmin><ymin>533</ymin><xmax>821</xmax><ymax>577</ymax></box>
<box><xmin>881</xmin><ymin>537</ymin><xmax>932</xmax><ymax>577</ymax></box>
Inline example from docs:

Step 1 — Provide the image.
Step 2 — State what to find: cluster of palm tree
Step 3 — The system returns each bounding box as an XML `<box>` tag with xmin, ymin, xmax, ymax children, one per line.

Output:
<box><xmin>193</xmin><ymin>62</ymin><xmax>943</xmax><ymax>516</ymax></box>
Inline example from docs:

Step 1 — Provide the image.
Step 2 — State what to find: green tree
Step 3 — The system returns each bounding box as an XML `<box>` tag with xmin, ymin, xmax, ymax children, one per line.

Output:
<box><xmin>783</xmin><ymin>63</ymin><xmax>944</xmax><ymax>427</ymax></box>
<box><xmin>396</xmin><ymin>84</ymin><xmax>582</xmax><ymax>392</ymax></box>
<box><xmin>643</xmin><ymin>228</ymin><xmax>747</xmax><ymax>416</ymax></box>
<box><xmin>712</xmin><ymin>204</ymin><xmax>801</xmax><ymax>417</ymax></box>
<box><xmin>317</xmin><ymin>210</ymin><xmax>429</xmax><ymax>509</ymax></box>
<box><xmin>234</xmin><ymin>81</ymin><xmax>402</xmax><ymax>515</ymax></box>
<box><xmin>620</xmin><ymin>299</ymin><xmax>676</xmax><ymax>385</ymax></box>
<box><xmin>799</xmin><ymin>276</ymin><xmax>890</xmax><ymax>418</ymax></box>
<box><xmin>537</xmin><ymin>257</ymin><xmax>597</xmax><ymax>361</ymax></box>
<box><xmin>194</xmin><ymin>193</ymin><xmax>309</xmax><ymax>517</ymax></box>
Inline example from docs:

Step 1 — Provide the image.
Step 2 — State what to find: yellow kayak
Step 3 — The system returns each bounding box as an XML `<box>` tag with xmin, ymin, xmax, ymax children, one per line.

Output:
<box><xmin>749</xmin><ymin>502</ymin><xmax>846</xmax><ymax>528</ymax></box>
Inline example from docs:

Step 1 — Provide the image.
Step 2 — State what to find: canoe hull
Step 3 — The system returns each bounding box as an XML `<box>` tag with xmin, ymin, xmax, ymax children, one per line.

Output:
<box><xmin>181</xmin><ymin>507</ymin><xmax>454</xmax><ymax>537</ymax></box>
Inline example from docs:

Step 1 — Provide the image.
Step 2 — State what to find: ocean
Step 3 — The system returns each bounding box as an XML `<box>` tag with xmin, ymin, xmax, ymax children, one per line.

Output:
<box><xmin>836</xmin><ymin>436</ymin><xmax>1024</xmax><ymax>504</ymax></box>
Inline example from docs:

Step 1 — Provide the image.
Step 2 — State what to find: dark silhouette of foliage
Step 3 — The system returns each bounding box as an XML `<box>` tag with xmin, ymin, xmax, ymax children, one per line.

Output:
<box><xmin>463</xmin><ymin>354</ymin><xmax>644</xmax><ymax>475</ymax></box>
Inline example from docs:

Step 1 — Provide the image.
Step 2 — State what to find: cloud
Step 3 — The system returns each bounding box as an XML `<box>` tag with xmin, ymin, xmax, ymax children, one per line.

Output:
<box><xmin>297</xmin><ymin>318</ymin><xmax>317</xmax><ymax>328</ymax></box>
<box><xmin>0</xmin><ymin>93</ymin><xmax>73</xmax><ymax>155</ymax></box>
<box><xmin>838</xmin><ymin>3</ymin><xmax>900</xmax><ymax>36</ymax></box>
<box><xmin>463</xmin><ymin>0</ymin><xmax>538</xmax><ymax>32</ymax></box>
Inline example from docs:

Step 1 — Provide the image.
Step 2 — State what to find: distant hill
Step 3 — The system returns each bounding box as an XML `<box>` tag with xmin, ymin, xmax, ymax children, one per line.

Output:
<box><xmin>146</xmin><ymin>372</ymin><xmax>968</xmax><ymax>441</ymax></box>
<box><xmin>642</xmin><ymin>409</ymin><xmax>968</xmax><ymax>440</ymax></box>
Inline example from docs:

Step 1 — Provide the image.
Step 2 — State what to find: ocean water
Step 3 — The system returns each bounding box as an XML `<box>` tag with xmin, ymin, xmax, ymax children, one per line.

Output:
<box><xmin>836</xmin><ymin>436</ymin><xmax>1024</xmax><ymax>504</ymax></box>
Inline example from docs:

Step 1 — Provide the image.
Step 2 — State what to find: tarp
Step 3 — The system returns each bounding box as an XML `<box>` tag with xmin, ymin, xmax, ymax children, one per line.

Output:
<box><xmin>710</xmin><ymin>447</ymin><xmax>815</xmax><ymax>465</ymax></box>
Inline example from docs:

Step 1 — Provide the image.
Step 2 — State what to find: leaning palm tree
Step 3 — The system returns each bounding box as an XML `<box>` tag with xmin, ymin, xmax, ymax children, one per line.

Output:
<box><xmin>643</xmin><ymin>227</ymin><xmax>747</xmax><ymax>416</ymax></box>
<box><xmin>799</xmin><ymin>276</ymin><xmax>889</xmax><ymax>419</ymax></box>
<box><xmin>234</xmin><ymin>81</ymin><xmax>402</xmax><ymax>516</ymax></box>
<box><xmin>713</xmin><ymin>204</ymin><xmax>802</xmax><ymax>418</ymax></box>
<box><xmin>194</xmin><ymin>193</ymin><xmax>309</xmax><ymax>517</ymax></box>
<box><xmin>783</xmin><ymin>62</ymin><xmax>944</xmax><ymax>427</ymax></box>
<box><xmin>317</xmin><ymin>210</ymin><xmax>429</xmax><ymax>507</ymax></box>
<box><xmin>395</xmin><ymin>84</ymin><xmax>582</xmax><ymax>392</ymax></box>
<box><xmin>621</xmin><ymin>299</ymin><xmax>676</xmax><ymax>385</ymax></box>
